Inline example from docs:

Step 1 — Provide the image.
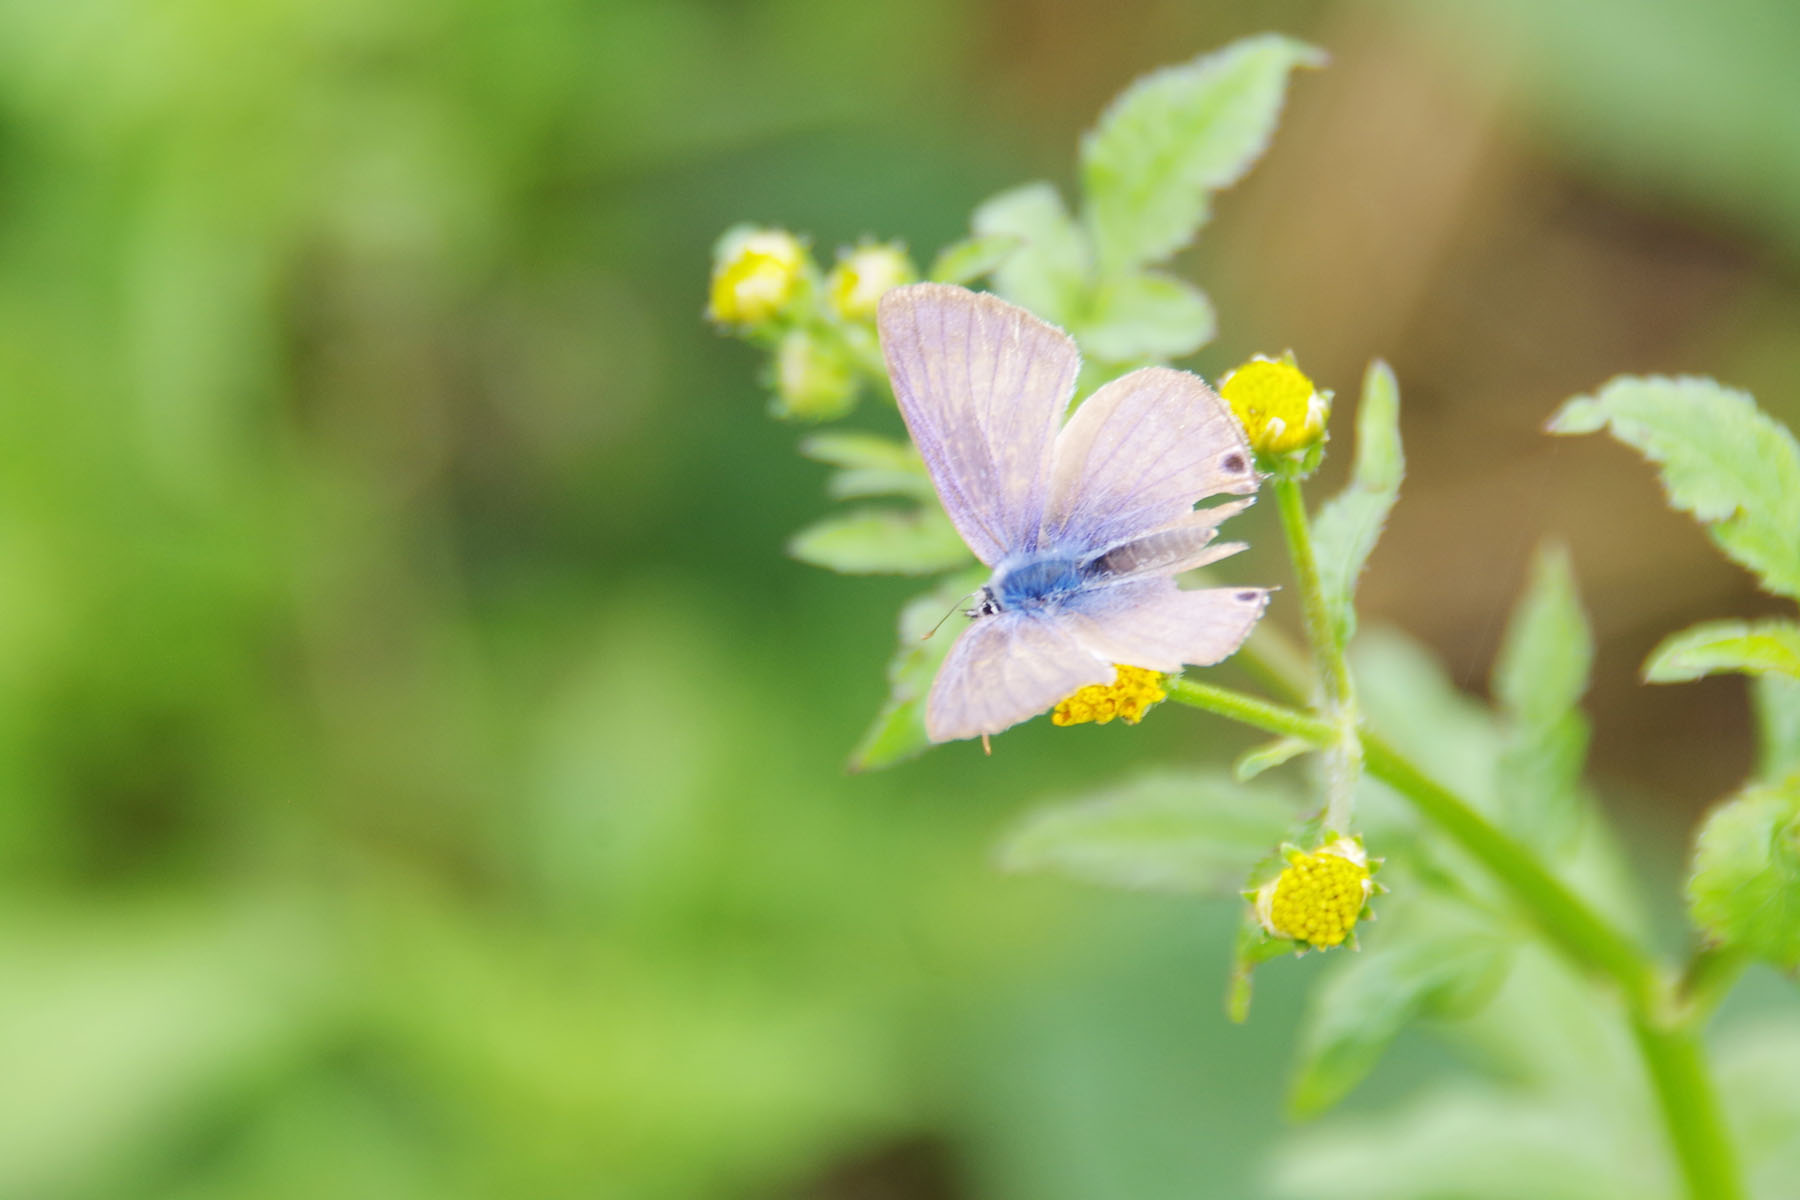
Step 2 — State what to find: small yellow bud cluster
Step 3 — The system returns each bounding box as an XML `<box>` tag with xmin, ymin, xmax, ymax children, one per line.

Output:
<box><xmin>708</xmin><ymin>228</ymin><xmax>808</xmax><ymax>327</ymax></box>
<box><xmin>773</xmin><ymin>329</ymin><xmax>856</xmax><ymax>421</ymax></box>
<box><xmin>1219</xmin><ymin>354</ymin><xmax>1330</xmax><ymax>458</ymax></box>
<box><xmin>1255</xmin><ymin>839</ymin><xmax>1373</xmax><ymax>948</ymax></box>
<box><xmin>827</xmin><ymin>242</ymin><xmax>915</xmax><ymax>322</ymax></box>
<box><xmin>1052</xmin><ymin>665</ymin><xmax>1168</xmax><ymax>727</ymax></box>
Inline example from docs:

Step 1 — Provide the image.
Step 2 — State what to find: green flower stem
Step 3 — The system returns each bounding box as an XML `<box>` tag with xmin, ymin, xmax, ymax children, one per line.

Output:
<box><xmin>1630</xmin><ymin>1012</ymin><xmax>1747</xmax><ymax>1200</ymax></box>
<box><xmin>1270</xmin><ymin>471</ymin><xmax>1361</xmax><ymax>833</ymax></box>
<box><xmin>1271</xmin><ymin>472</ymin><xmax>1350</xmax><ymax>708</ymax></box>
<box><xmin>1166</xmin><ymin>677</ymin><xmax>1742</xmax><ymax>1200</ymax></box>
<box><xmin>1165</xmin><ymin>677</ymin><xmax>1336</xmax><ymax>744</ymax></box>
<box><xmin>1357</xmin><ymin>734</ymin><xmax>1653</xmax><ymax>996</ymax></box>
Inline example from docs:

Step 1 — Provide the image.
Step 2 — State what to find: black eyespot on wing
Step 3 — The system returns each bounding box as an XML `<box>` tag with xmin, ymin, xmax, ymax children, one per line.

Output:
<box><xmin>1236</xmin><ymin>590</ymin><xmax>1260</xmax><ymax>603</ymax></box>
<box><xmin>1222</xmin><ymin>452</ymin><xmax>1247</xmax><ymax>475</ymax></box>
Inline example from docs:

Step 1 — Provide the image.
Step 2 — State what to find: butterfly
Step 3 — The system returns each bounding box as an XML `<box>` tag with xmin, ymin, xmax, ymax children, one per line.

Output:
<box><xmin>877</xmin><ymin>283</ymin><xmax>1268</xmax><ymax>744</ymax></box>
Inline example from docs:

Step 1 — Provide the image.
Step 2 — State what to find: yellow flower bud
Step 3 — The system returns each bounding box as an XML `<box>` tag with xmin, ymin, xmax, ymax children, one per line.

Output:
<box><xmin>772</xmin><ymin>329</ymin><xmax>856</xmax><ymax>421</ymax></box>
<box><xmin>827</xmin><ymin>242</ymin><xmax>916</xmax><ymax>322</ymax></box>
<box><xmin>708</xmin><ymin>227</ymin><xmax>808</xmax><ymax>327</ymax></box>
<box><xmin>1219</xmin><ymin>354</ymin><xmax>1330</xmax><ymax>457</ymax></box>
<box><xmin>1052</xmin><ymin>664</ymin><xmax>1168</xmax><ymax>727</ymax></box>
<box><xmin>1254</xmin><ymin>838</ymin><xmax>1374</xmax><ymax>949</ymax></box>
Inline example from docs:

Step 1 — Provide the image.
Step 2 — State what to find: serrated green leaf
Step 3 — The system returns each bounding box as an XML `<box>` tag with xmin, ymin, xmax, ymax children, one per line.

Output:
<box><xmin>1235</xmin><ymin>736</ymin><xmax>1311</xmax><ymax>781</ymax></box>
<box><xmin>848</xmin><ymin>569</ymin><xmax>986</xmax><ymax>771</ymax></box>
<box><xmin>1491</xmin><ymin>544</ymin><xmax>1593</xmax><ymax>854</ymax></box>
<box><xmin>1081</xmin><ymin>35</ymin><xmax>1325</xmax><ymax>272</ymax></box>
<box><xmin>1643</xmin><ymin>619</ymin><xmax>1800</xmax><ymax>683</ymax></box>
<box><xmin>1312</xmin><ymin>360</ymin><xmax>1404</xmax><ymax>650</ymax></box>
<box><xmin>927</xmin><ymin>234</ymin><xmax>1021</xmax><ymax>285</ymax></box>
<box><xmin>1754</xmin><ymin>673</ymin><xmax>1800</xmax><ymax>780</ymax></box>
<box><xmin>788</xmin><ymin>506</ymin><xmax>971</xmax><ymax>575</ymax></box>
<box><xmin>1687</xmin><ymin>773</ymin><xmax>1800</xmax><ymax>969</ymax></box>
<box><xmin>1549</xmin><ymin>376</ymin><xmax>1800</xmax><ymax>598</ymax></box>
<box><xmin>970</xmin><ymin>182</ymin><xmax>1091</xmax><ymax>324</ymax></box>
<box><xmin>1289</xmin><ymin>898</ymin><xmax>1511</xmax><ymax>1118</ymax></box>
<box><xmin>1072</xmin><ymin>270</ymin><xmax>1216</xmax><ymax>363</ymax></box>
<box><xmin>1273</xmin><ymin>1091</ymin><xmax>1639</xmax><ymax>1200</ymax></box>
<box><xmin>998</xmin><ymin>770</ymin><xmax>1302</xmax><ymax>894</ymax></box>
<box><xmin>798</xmin><ymin>431</ymin><xmax>936</xmax><ymax>501</ymax></box>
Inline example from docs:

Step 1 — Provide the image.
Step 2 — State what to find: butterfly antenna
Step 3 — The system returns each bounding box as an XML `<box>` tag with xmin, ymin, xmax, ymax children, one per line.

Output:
<box><xmin>922</xmin><ymin>592</ymin><xmax>979</xmax><ymax>641</ymax></box>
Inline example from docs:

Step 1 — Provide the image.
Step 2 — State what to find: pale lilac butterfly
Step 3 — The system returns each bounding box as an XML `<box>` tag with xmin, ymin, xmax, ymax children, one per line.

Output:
<box><xmin>877</xmin><ymin>283</ymin><xmax>1268</xmax><ymax>744</ymax></box>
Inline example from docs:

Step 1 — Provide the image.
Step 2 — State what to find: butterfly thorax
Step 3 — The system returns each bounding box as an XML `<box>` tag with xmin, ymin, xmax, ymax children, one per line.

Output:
<box><xmin>982</xmin><ymin>553</ymin><xmax>1087</xmax><ymax>615</ymax></box>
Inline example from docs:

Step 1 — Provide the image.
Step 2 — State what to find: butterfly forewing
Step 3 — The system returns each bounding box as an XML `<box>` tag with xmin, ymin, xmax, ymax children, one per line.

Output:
<box><xmin>1042</xmin><ymin>366</ymin><xmax>1257</xmax><ymax>557</ymax></box>
<box><xmin>879</xmin><ymin>284</ymin><xmax>1079</xmax><ymax>566</ymax></box>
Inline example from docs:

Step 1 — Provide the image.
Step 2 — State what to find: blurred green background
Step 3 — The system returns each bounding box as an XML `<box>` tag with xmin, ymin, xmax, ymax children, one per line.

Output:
<box><xmin>2</xmin><ymin>1</ymin><xmax>1798</xmax><ymax>1197</ymax></box>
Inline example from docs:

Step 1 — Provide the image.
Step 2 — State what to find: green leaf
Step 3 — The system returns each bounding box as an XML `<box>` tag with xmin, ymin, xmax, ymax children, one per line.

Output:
<box><xmin>998</xmin><ymin>770</ymin><xmax>1302</xmax><ymax>894</ymax></box>
<box><xmin>1227</xmin><ymin>914</ymin><xmax>1297</xmax><ymax>1023</ymax></box>
<box><xmin>1311</xmin><ymin>360</ymin><xmax>1404</xmax><ymax>650</ymax></box>
<box><xmin>1234</xmin><ymin>736</ymin><xmax>1311</xmax><ymax>781</ymax></box>
<box><xmin>1754</xmin><ymin>673</ymin><xmax>1800</xmax><ymax>780</ymax></box>
<box><xmin>927</xmin><ymin>233</ymin><xmax>1021</xmax><ymax>285</ymax></box>
<box><xmin>1273</xmin><ymin>1091</ymin><xmax>1637</xmax><ymax>1200</ymax></box>
<box><xmin>788</xmin><ymin>506</ymin><xmax>972</xmax><ymax>575</ymax></box>
<box><xmin>1686</xmin><ymin>773</ymin><xmax>1800</xmax><ymax>969</ymax></box>
<box><xmin>1289</xmin><ymin>897</ymin><xmax>1511</xmax><ymax>1117</ymax></box>
<box><xmin>1643</xmin><ymin>618</ymin><xmax>1800</xmax><ymax>683</ymax></box>
<box><xmin>1072</xmin><ymin>270</ymin><xmax>1216</xmax><ymax>363</ymax></box>
<box><xmin>798</xmin><ymin>431</ymin><xmax>935</xmax><ymax>501</ymax></box>
<box><xmin>1549</xmin><ymin>376</ymin><xmax>1800</xmax><ymax>598</ymax></box>
<box><xmin>848</xmin><ymin>570</ymin><xmax>986</xmax><ymax>771</ymax></box>
<box><xmin>1490</xmin><ymin>544</ymin><xmax>1593</xmax><ymax>853</ymax></box>
<box><xmin>1080</xmin><ymin>35</ymin><xmax>1325</xmax><ymax>272</ymax></box>
<box><xmin>970</xmin><ymin>182</ymin><xmax>1091</xmax><ymax>324</ymax></box>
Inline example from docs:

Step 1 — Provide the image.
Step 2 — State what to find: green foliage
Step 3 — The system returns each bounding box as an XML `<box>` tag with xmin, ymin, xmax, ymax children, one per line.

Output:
<box><xmin>1754</xmin><ymin>674</ymin><xmax>1800</xmax><ymax>780</ymax></box>
<box><xmin>1074</xmin><ymin>271</ymin><xmax>1217</xmax><ymax>363</ymax></box>
<box><xmin>1080</xmin><ymin>35</ymin><xmax>1326</xmax><ymax>273</ymax></box>
<box><xmin>787</xmin><ymin>506</ymin><xmax>971</xmax><ymax>575</ymax></box>
<box><xmin>1643</xmin><ymin>619</ymin><xmax>1800</xmax><ymax>683</ymax></box>
<box><xmin>848</xmin><ymin>570</ymin><xmax>986</xmax><ymax>771</ymax></box>
<box><xmin>1549</xmin><ymin>376</ymin><xmax>1800</xmax><ymax>599</ymax></box>
<box><xmin>1687</xmin><ymin>773</ymin><xmax>1800</xmax><ymax>970</ymax></box>
<box><xmin>999</xmin><ymin>771</ymin><xmax>1303</xmax><ymax>894</ymax></box>
<box><xmin>1288</xmin><ymin>896</ymin><xmax>1511</xmax><ymax>1117</ymax></box>
<box><xmin>1235</xmin><ymin>736</ymin><xmax>1311</xmax><ymax>781</ymax></box>
<box><xmin>1491</xmin><ymin>545</ymin><xmax>1593</xmax><ymax>853</ymax></box>
<box><xmin>971</xmin><ymin>182</ymin><xmax>1093</xmax><ymax>326</ymax></box>
<box><xmin>798</xmin><ymin>431</ymin><xmax>935</xmax><ymax>501</ymax></box>
<box><xmin>927</xmin><ymin>233</ymin><xmax>1022</xmax><ymax>286</ymax></box>
<box><xmin>1311</xmin><ymin>361</ymin><xmax>1405</xmax><ymax>652</ymax></box>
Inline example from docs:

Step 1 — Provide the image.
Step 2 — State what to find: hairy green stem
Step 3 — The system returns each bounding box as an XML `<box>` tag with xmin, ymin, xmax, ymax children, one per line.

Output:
<box><xmin>1270</xmin><ymin>472</ymin><xmax>1361</xmax><ymax>833</ymax></box>
<box><xmin>1165</xmin><ymin>678</ymin><xmax>1743</xmax><ymax>1199</ymax></box>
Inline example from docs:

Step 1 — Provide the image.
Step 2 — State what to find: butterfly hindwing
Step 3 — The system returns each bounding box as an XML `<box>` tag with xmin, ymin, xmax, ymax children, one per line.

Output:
<box><xmin>1043</xmin><ymin>366</ymin><xmax>1257</xmax><ymax>558</ymax></box>
<box><xmin>879</xmin><ymin>284</ymin><xmax>1080</xmax><ymax>566</ymax></box>
<box><xmin>1059</xmin><ymin>578</ymin><xmax>1271</xmax><ymax>675</ymax></box>
<box><xmin>926</xmin><ymin>611</ymin><xmax>1113</xmax><ymax>742</ymax></box>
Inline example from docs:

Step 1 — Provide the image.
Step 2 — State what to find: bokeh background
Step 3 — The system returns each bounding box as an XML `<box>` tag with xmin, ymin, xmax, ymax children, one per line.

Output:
<box><xmin>2</xmin><ymin>0</ymin><xmax>1798</xmax><ymax>1196</ymax></box>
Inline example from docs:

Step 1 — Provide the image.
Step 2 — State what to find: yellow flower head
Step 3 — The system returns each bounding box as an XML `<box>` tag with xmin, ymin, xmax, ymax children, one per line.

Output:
<box><xmin>772</xmin><ymin>329</ymin><xmax>856</xmax><ymax>421</ymax></box>
<box><xmin>1219</xmin><ymin>354</ymin><xmax>1330</xmax><ymax>457</ymax></box>
<box><xmin>708</xmin><ymin>227</ymin><xmax>808</xmax><ymax>327</ymax></box>
<box><xmin>827</xmin><ymin>242</ymin><xmax>916</xmax><ymax>322</ymax></box>
<box><xmin>1254</xmin><ymin>838</ymin><xmax>1374</xmax><ymax>949</ymax></box>
<box><xmin>1052</xmin><ymin>665</ymin><xmax>1168</xmax><ymax>727</ymax></box>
